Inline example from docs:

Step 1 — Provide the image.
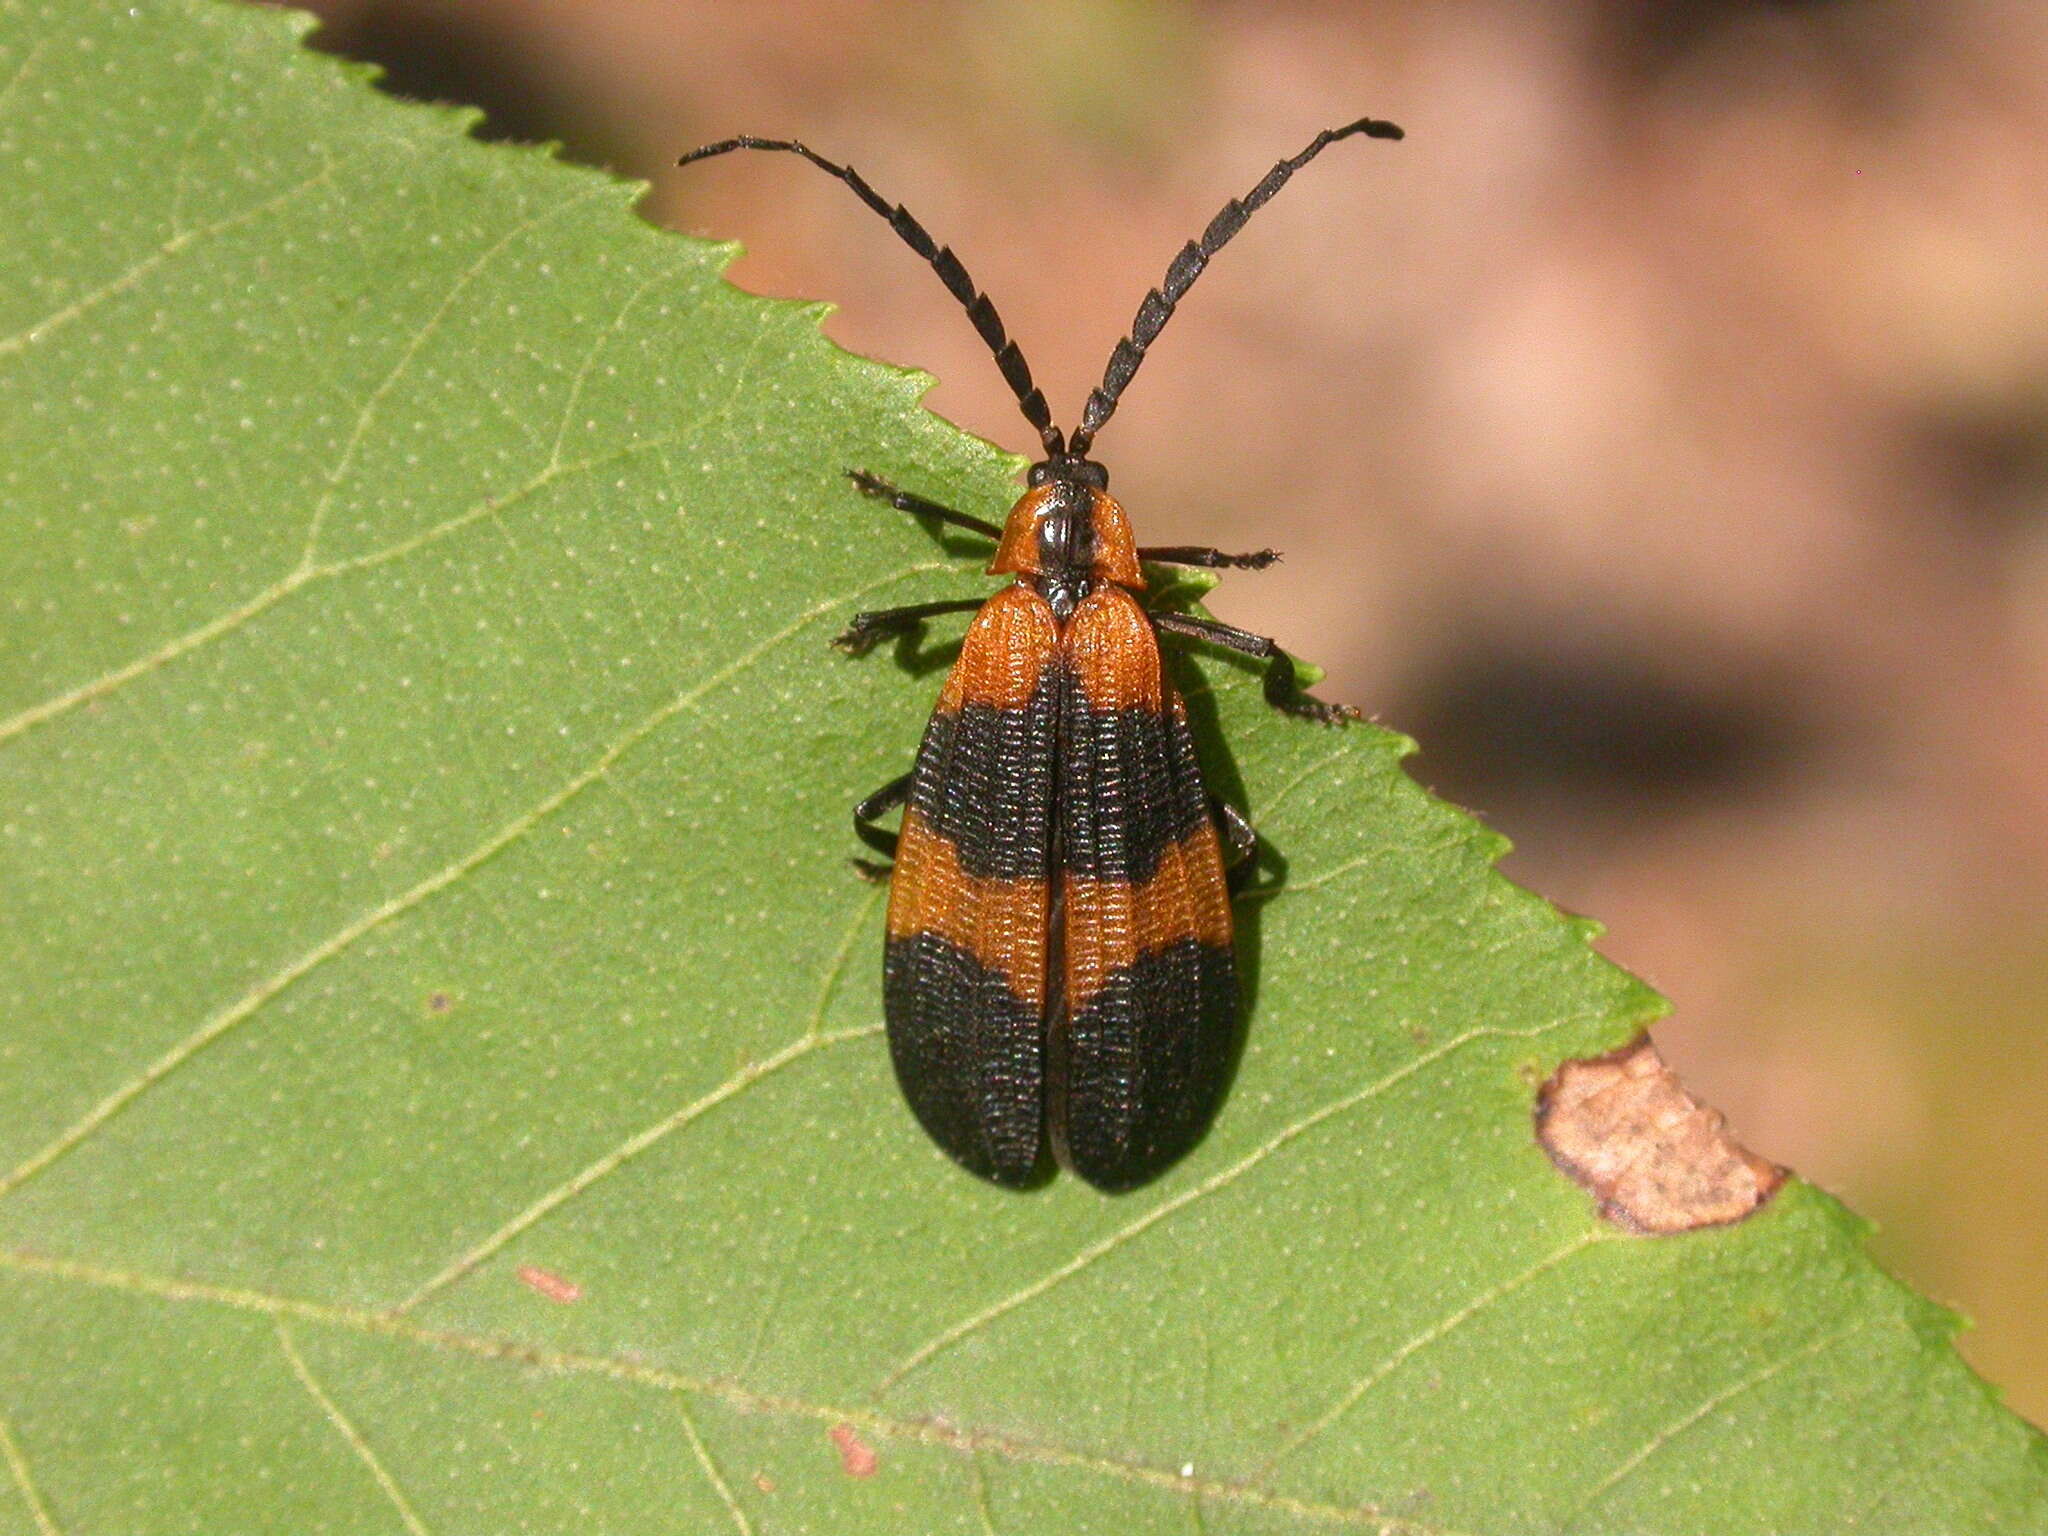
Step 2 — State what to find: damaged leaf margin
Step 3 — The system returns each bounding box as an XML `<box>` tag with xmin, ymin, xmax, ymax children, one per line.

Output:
<box><xmin>1537</xmin><ymin>1035</ymin><xmax>1786</xmax><ymax>1234</ymax></box>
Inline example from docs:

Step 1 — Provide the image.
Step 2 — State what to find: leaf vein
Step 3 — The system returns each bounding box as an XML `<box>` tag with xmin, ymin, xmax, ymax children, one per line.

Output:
<box><xmin>165</xmin><ymin>85</ymin><xmax>223</xmax><ymax>239</ymax></box>
<box><xmin>0</xmin><ymin>37</ymin><xmax>50</xmax><ymax>118</ymax></box>
<box><xmin>0</xmin><ymin>159</ymin><xmax>340</xmax><ymax>362</ymax></box>
<box><xmin>1572</xmin><ymin>1323</ymin><xmax>1864</xmax><ymax>1516</ymax></box>
<box><xmin>1248</xmin><ymin>740</ymin><xmax>1364</xmax><ymax>831</ymax></box>
<box><xmin>1256</xmin><ymin>1231</ymin><xmax>1607</xmax><ymax>1478</ymax></box>
<box><xmin>392</xmin><ymin>842</ymin><xmax>883</xmax><ymax>1317</ymax></box>
<box><xmin>0</xmin><ymin>1408</ymin><xmax>62</xmax><ymax>1536</ymax></box>
<box><xmin>0</xmin><ymin>1248</ymin><xmax>1480</xmax><ymax>1536</ymax></box>
<box><xmin>872</xmin><ymin>1013</ymin><xmax>1600</xmax><ymax>1395</ymax></box>
<box><xmin>295</xmin><ymin>185</ymin><xmax>616</xmax><ymax>568</ymax></box>
<box><xmin>1238</xmin><ymin>844</ymin><xmax>1393</xmax><ymax>906</ymax></box>
<box><xmin>0</xmin><ymin>566</ymin><xmax>312</xmax><ymax>750</ymax></box>
<box><xmin>972</xmin><ymin>1457</ymin><xmax>1003</xmax><ymax>1536</ymax></box>
<box><xmin>731</xmin><ymin>893</ymin><xmax>881</xmax><ymax>1373</ymax></box>
<box><xmin>0</xmin><ymin>386</ymin><xmax>842</xmax><ymax>751</ymax></box>
<box><xmin>274</xmin><ymin>1318</ymin><xmax>435</xmax><ymax>1536</ymax></box>
<box><xmin>0</xmin><ymin>564</ymin><xmax>941</xmax><ymax>1204</ymax></box>
<box><xmin>544</xmin><ymin>257</ymin><xmax>690</xmax><ymax>472</ymax></box>
<box><xmin>390</xmin><ymin>1024</ymin><xmax>881</xmax><ymax>1316</ymax></box>
<box><xmin>676</xmin><ymin>1395</ymin><xmax>757</xmax><ymax>1536</ymax></box>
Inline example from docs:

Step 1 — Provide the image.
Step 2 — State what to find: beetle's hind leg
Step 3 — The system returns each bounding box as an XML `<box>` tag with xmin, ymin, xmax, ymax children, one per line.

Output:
<box><xmin>1152</xmin><ymin>612</ymin><xmax>1361</xmax><ymax>725</ymax></box>
<box><xmin>1212</xmin><ymin>796</ymin><xmax>1260</xmax><ymax>895</ymax></box>
<box><xmin>834</xmin><ymin>597</ymin><xmax>987</xmax><ymax>655</ymax></box>
<box><xmin>847</xmin><ymin>470</ymin><xmax>1005</xmax><ymax>541</ymax></box>
<box><xmin>850</xmin><ymin>770</ymin><xmax>913</xmax><ymax>880</ymax></box>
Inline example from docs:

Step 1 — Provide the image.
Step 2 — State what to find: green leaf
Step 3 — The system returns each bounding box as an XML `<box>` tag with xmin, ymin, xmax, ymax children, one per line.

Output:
<box><xmin>1</xmin><ymin>2</ymin><xmax>2042</xmax><ymax>1532</ymax></box>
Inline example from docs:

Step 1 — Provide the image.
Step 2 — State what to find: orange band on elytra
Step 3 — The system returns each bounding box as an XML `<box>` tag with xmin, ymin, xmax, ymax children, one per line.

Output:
<box><xmin>1060</xmin><ymin>822</ymin><xmax>1233</xmax><ymax>1013</ymax></box>
<box><xmin>1061</xmin><ymin>586</ymin><xmax>1165</xmax><ymax>711</ymax></box>
<box><xmin>887</xmin><ymin>811</ymin><xmax>1050</xmax><ymax>1007</ymax></box>
<box><xmin>936</xmin><ymin>584</ymin><xmax>1059</xmax><ymax>712</ymax></box>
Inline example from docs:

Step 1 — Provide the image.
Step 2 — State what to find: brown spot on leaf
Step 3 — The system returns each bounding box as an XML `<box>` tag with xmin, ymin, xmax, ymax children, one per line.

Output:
<box><xmin>753</xmin><ymin>1472</ymin><xmax>776</xmax><ymax>1494</ymax></box>
<box><xmin>515</xmin><ymin>1264</ymin><xmax>583</xmax><ymax>1303</ymax></box>
<box><xmin>426</xmin><ymin>991</ymin><xmax>452</xmax><ymax>1013</ymax></box>
<box><xmin>829</xmin><ymin>1422</ymin><xmax>879</xmax><ymax>1478</ymax></box>
<box><xmin>1536</xmin><ymin>1035</ymin><xmax>1784</xmax><ymax>1233</ymax></box>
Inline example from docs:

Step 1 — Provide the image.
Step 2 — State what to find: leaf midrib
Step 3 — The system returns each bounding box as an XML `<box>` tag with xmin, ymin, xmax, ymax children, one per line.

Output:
<box><xmin>0</xmin><ymin>1246</ymin><xmax>1475</xmax><ymax>1536</ymax></box>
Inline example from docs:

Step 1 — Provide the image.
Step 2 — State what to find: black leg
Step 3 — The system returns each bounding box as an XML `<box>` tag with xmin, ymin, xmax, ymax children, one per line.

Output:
<box><xmin>834</xmin><ymin>597</ymin><xmax>987</xmax><ymax>655</ymax></box>
<box><xmin>1152</xmin><ymin>611</ymin><xmax>1361</xmax><ymax>724</ymax></box>
<box><xmin>848</xmin><ymin>470</ymin><xmax>1005</xmax><ymax>542</ymax></box>
<box><xmin>1213</xmin><ymin>797</ymin><xmax>1257</xmax><ymax>866</ymax></box>
<box><xmin>1212</xmin><ymin>797</ymin><xmax>1259</xmax><ymax>894</ymax></box>
<box><xmin>1138</xmin><ymin>545</ymin><xmax>1280</xmax><ymax>570</ymax></box>
<box><xmin>851</xmin><ymin>771</ymin><xmax>914</xmax><ymax>878</ymax></box>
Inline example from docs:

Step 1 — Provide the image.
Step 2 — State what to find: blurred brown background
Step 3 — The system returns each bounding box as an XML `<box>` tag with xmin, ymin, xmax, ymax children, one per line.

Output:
<box><xmin>284</xmin><ymin>0</ymin><xmax>2048</xmax><ymax>1423</ymax></box>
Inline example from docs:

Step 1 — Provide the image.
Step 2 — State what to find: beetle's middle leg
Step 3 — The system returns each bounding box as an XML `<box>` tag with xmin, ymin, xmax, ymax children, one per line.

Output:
<box><xmin>1153</xmin><ymin>611</ymin><xmax>1361</xmax><ymax>725</ymax></box>
<box><xmin>850</xmin><ymin>770</ymin><xmax>913</xmax><ymax>880</ymax></box>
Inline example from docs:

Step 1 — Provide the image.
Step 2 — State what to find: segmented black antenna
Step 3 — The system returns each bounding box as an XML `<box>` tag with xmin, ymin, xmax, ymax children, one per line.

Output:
<box><xmin>678</xmin><ymin>136</ymin><xmax>1066</xmax><ymax>458</ymax></box>
<box><xmin>1065</xmin><ymin>116</ymin><xmax>1403</xmax><ymax>457</ymax></box>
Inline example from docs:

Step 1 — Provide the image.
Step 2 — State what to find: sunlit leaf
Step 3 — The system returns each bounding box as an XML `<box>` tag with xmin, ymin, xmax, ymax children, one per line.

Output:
<box><xmin>2</xmin><ymin>3</ymin><xmax>2043</xmax><ymax>1532</ymax></box>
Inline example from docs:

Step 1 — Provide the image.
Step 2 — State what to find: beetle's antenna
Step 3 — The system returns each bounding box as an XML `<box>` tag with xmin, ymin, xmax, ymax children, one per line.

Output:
<box><xmin>679</xmin><ymin>136</ymin><xmax>1066</xmax><ymax>458</ymax></box>
<box><xmin>1064</xmin><ymin>116</ymin><xmax>1403</xmax><ymax>457</ymax></box>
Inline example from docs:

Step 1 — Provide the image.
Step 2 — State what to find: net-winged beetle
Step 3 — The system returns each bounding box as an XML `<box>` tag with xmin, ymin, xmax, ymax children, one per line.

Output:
<box><xmin>680</xmin><ymin>117</ymin><xmax>1402</xmax><ymax>1190</ymax></box>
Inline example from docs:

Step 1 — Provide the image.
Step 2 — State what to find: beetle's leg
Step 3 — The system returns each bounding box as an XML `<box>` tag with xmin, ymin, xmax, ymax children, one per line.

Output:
<box><xmin>1212</xmin><ymin>796</ymin><xmax>1260</xmax><ymax>895</ymax></box>
<box><xmin>1138</xmin><ymin>545</ymin><xmax>1280</xmax><ymax>570</ymax></box>
<box><xmin>834</xmin><ymin>598</ymin><xmax>987</xmax><ymax>655</ymax></box>
<box><xmin>1152</xmin><ymin>611</ymin><xmax>1361</xmax><ymax>725</ymax></box>
<box><xmin>848</xmin><ymin>469</ymin><xmax>1005</xmax><ymax>541</ymax></box>
<box><xmin>850</xmin><ymin>770</ymin><xmax>914</xmax><ymax>879</ymax></box>
<box><xmin>1214</xmin><ymin>796</ymin><xmax>1258</xmax><ymax>866</ymax></box>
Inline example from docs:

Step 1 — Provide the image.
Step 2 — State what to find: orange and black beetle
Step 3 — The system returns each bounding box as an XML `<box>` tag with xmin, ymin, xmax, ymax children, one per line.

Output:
<box><xmin>680</xmin><ymin>118</ymin><xmax>1402</xmax><ymax>1189</ymax></box>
